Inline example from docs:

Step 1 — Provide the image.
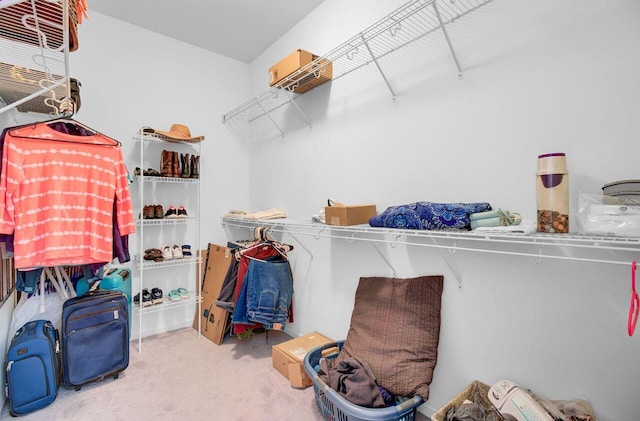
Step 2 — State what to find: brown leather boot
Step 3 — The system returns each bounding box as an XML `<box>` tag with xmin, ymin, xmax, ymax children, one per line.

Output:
<box><xmin>172</xmin><ymin>151</ymin><xmax>180</xmax><ymax>177</ymax></box>
<box><xmin>181</xmin><ymin>153</ymin><xmax>190</xmax><ymax>178</ymax></box>
<box><xmin>160</xmin><ymin>150</ymin><xmax>172</xmax><ymax>177</ymax></box>
<box><xmin>190</xmin><ymin>155</ymin><xmax>199</xmax><ymax>179</ymax></box>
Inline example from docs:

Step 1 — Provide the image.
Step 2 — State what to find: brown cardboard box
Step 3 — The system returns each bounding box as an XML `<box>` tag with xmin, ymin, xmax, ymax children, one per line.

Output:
<box><xmin>269</xmin><ymin>49</ymin><xmax>315</xmax><ymax>86</ymax></box>
<box><xmin>269</xmin><ymin>49</ymin><xmax>332</xmax><ymax>93</ymax></box>
<box><xmin>193</xmin><ymin>243</ymin><xmax>234</xmax><ymax>345</ymax></box>
<box><xmin>199</xmin><ymin>243</ymin><xmax>234</xmax><ymax>296</ymax></box>
<box><xmin>272</xmin><ymin>331</ymin><xmax>334</xmax><ymax>388</ymax></box>
<box><xmin>291</xmin><ymin>58</ymin><xmax>333</xmax><ymax>94</ymax></box>
<box><xmin>194</xmin><ymin>291</ymin><xmax>230</xmax><ymax>346</ymax></box>
<box><xmin>325</xmin><ymin>205</ymin><xmax>377</xmax><ymax>226</ymax></box>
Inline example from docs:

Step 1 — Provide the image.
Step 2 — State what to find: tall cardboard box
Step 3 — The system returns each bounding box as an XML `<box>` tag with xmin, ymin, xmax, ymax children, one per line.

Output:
<box><xmin>193</xmin><ymin>243</ymin><xmax>234</xmax><ymax>345</ymax></box>
<box><xmin>272</xmin><ymin>331</ymin><xmax>334</xmax><ymax>388</ymax></box>
<box><xmin>325</xmin><ymin>205</ymin><xmax>377</xmax><ymax>226</ymax></box>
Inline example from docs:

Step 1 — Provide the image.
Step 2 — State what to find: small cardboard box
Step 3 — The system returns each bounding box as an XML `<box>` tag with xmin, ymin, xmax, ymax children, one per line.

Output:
<box><xmin>272</xmin><ymin>331</ymin><xmax>334</xmax><ymax>388</ymax></box>
<box><xmin>325</xmin><ymin>205</ymin><xmax>377</xmax><ymax>226</ymax></box>
<box><xmin>269</xmin><ymin>49</ymin><xmax>315</xmax><ymax>86</ymax></box>
<box><xmin>291</xmin><ymin>58</ymin><xmax>333</xmax><ymax>94</ymax></box>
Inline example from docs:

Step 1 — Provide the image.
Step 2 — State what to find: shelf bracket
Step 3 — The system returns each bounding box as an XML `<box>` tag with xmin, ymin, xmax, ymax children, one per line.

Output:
<box><xmin>432</xmin><ymin>238</ymin><xmax>463</xmax><ymax>289</ymax></box>
<box><xmin>432</xmin><ymin>1</ymin><xmax>463</xmax><ymax>79</ymax></box>
<box><xmin>282</xmin><ymin>89</ymin><xmax>312</xmax><ymax>129</ymax></box>
<box><xmin>369</xmin><ymin>242</ymin><xmax>397</xmax><ymax>277</ymax></box>
<box><xmin>258</xmin><ymin>102</ymin><xmax>285</xmax><ymax>138</ymax></box>
<box><xmin>361</xmin><ymin>35</ymin><xmax>397</xmax><ymax>100</ymax></box>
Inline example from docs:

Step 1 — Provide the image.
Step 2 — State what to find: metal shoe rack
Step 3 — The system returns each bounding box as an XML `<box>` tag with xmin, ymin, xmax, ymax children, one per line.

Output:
<box><xmin>0</xmin><ymin>0</ymin><xmax>71</xmax><ymax>115</ymax></box>
<box><xmin>222</xmin><ymin>0</ymin><xmax>493</xmax><ymax>137</ymax></box>
<box><xmin>132</xmin><ymin>130</ymin><xmax>202</xmax><ymax>351</ymax></box>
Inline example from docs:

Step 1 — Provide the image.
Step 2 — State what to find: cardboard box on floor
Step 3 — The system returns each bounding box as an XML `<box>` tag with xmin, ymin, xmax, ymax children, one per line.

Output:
<box><xmin>193</xmin><ymin>243</ymin><xmax>234</xmax><ymax>345</ymax></box>
<box><xmin>272</xmin><ymin>331</ymin><xmax>334</xmax><ymax>388</ymax></box>
<box><xmin>325</xmin><ymin>204</ymin><xmax>377</xmax><ymax>226</ymax></box>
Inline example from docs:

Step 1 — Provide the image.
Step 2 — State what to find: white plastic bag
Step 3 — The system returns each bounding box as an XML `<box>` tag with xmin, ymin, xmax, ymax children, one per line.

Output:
<box><xmin>6</xmin><ymin>269</ymin><xmax>68</xmax><ymax>348</ymax></box>
<box><xmin>578</xmin><ymin>193</ymin><xmax>640</xmax><ymax>237</ymax></box>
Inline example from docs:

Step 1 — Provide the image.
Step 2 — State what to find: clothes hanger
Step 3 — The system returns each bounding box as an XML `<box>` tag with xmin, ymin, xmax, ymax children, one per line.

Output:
<box><xmin>237</xmin><ymin>226</ymin><xmax>293</xmax><ymax>260</ymax></box>
<box><xmin>8</xmin><ymin>115</ymin><xmax>121</xmax><ymax>147</ymax></box>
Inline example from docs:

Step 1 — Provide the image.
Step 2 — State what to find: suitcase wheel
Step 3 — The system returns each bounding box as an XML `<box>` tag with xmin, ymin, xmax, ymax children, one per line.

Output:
<box><xmin>113</xmin><ymin>373</ymin><xmax>119</xmax><ymax>380</ymax></box>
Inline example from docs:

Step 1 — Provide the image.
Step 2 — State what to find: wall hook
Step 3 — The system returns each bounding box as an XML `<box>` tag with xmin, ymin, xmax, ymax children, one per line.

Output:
<box><xmin>536</xmin><ymin>248</ymin><xmax>543</xmax><ymax>264</ymax></box>
<box><xmin>448</xmin><ymin>241</ymin><xmax>457</xmax><ymax>254</ymax></box>
<box><xmin>346</xmin><ymin>232</ymin><xmax>357</xmax><ymax>244</ymax></box>
<box><xmin>313</xmin><ymin>228</ymin><xmax>325</xmax><ymax>240</ymax></box>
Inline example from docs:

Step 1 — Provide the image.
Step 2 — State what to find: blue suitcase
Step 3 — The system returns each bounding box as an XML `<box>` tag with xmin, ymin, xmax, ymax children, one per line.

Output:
<box><xmin>5</xmin><ymin>320</ymin><xmax>61</xmax><ymax>416</ymax></box>
<box><xmin>61</xmin><ymin>289</ymin><xmax>129</xmax><ymax>390</ymax></box>
<box><xmin>99</xmin><ymin>267</ymin><xmax>132</xmax><ymax>332</ymax></box>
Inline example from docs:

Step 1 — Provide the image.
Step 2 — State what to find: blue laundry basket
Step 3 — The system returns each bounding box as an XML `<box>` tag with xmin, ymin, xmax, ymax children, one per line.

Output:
<box><xmin>303</xmin><ymin>341</ymin><xmax>424</xmax><ymax>421</ymax></box>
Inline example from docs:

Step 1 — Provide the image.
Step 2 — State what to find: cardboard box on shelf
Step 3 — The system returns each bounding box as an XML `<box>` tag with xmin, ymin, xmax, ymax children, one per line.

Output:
<box><xmin>269</xmin><ymin>49</ymin><xmax>333</xmax><ymax>93</ymax></box>
<box><xmin>193</xmin><ymin>243</ymin><xmax>234</xmax><ymax>345</ymax></box>
<box><xmin>269</xmin><ymin>49</ymin><xmax>315</xmax><ymax>86</ymax></box>
<box><xmin>272</xmin><ymin>331</ymin><xmax>334</xmax><ymax>388</ymax></box>
<box><xmin>291</xmin><ymin>58</ymin><xmax>333</xmax><ymax>94</ymax></box>
<box><xmin>324</xmin><ymin>205</ymin><xmax>377</xmax><ymax>226</ymax></box>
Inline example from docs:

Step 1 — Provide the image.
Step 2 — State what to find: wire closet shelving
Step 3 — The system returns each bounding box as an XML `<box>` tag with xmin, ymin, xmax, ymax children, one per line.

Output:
<box><xmin>0</xmin><ymin>0</ymin><xmax>72</xmax><ymax>115</ymax></box>
<box><xmin>222</xmin><ymin>0</ymin><xmax>493</xmax><ymax>137</ymax></box>
<box><xmin>222</xmin><ymin>216</ymin><xmax>640</xmax><ymax>285</ymax></box>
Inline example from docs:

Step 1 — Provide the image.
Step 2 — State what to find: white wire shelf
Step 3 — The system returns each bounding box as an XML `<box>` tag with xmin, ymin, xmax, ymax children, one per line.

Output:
<box><xmin>0</xmin><ymin>0</ymin><xmax>71</xmax><ymax>115</ymax></box>
<box><xmin>135</xmin><ymin>293</ymin><xmax>201</xmax><ymax>315</ymax></box>
<box><xmin>133</xmin><ymin>175</ymin><xmax>199</xmax><ymax>185</ymax></box>
<box><xmin>222</xmin><ymin>0</ymin><xmax>493</xmax><ymax>136</ymax></box>
<box><xmin>135</xmin><ymin>217</ymin><xmax>199</xmax><ymax>226</ymax></box>
<box><xmin>136</xmin><ymin>256</ymin><xmax>201</xmax><ymax>270</ymax></box>
<box><xmin>222</xmin><ymin>216</ymin><xmax>640</xmax><ymax>267</ymax></box>
<box><xmin>132</xmin><ymin>133</ymin><xmax>204</xmax><ymax>148</ymax></box>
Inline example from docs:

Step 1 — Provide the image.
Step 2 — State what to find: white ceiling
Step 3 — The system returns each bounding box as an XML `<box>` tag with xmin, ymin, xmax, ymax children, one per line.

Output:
<box><xmin>87</xmin><ymin>0</ymin><xmax>326</xmax><ymax>63</ymax></box>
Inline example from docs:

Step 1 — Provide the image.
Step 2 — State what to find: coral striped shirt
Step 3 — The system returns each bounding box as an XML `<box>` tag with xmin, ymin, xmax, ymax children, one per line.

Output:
<box><xmin>0</xmin><ymin>123</ymin><xmax>135</xmax><ymax>269</ymax></box>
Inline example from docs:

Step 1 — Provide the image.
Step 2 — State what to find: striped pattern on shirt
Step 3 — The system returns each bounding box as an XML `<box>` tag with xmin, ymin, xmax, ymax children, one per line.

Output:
<box><xmin>0</xmin><ymin>124</ymin><xmax>135</xmax><ymax>269</ymax></box>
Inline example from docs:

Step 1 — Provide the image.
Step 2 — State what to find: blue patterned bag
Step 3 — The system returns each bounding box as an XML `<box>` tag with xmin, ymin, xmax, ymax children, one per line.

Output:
<box><xmin>369</xmin><ymin>202</ymin><xmax>492</xmax><ymax>230</ymax></box>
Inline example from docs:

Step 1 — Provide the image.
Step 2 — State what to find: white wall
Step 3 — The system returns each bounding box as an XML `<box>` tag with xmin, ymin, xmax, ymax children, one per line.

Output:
<box><xmin>241</xmin><ymin>0</ymin><xmax>640</xmax><ymax>419</ymax></box>
<box><xmin>2</xmin><ymin>1</ymin><xmax>639</xmax><ymax>419</ymax></box>
<box><xmin>0</xmin><ymin>13</ymin><xmax>251</xmax><ymax>341</ymax></box>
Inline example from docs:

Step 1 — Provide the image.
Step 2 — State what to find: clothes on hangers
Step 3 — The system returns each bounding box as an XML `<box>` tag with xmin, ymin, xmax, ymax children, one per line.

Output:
<box><xmin>0</xmin><ymin>121</ymin><xmax>135</xmax><ymax>269</ymax></box>
<box><xmin>214</xmin><ymin>227</ymin><xmax>295</xmax><ymax>334</ymax></box>
<box><xmin>232</xmin><ymin>257</ymin><xmax>294</xmax><ymax>331</ymax></box>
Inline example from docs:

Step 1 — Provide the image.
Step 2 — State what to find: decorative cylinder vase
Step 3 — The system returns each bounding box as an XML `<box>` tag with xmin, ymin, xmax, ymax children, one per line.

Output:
<box><xmin>536</xmin><ymin>153</ymin><xmax>569</xmax><ymax>233</ymax></box>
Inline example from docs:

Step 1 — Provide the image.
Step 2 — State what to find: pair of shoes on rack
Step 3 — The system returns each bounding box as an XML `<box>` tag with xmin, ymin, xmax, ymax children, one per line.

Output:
<box><xmin>143</xmin><ymin>205</ymin><xmax>164</xmax><ymax>220</ymax></box>
<box><xmin>133</xmin><ymin>288</ymin><xmax>163</xmax><ymax>306</ymax></box>
<box><xmin>143</xmin><ymin>248</ymin><xmax>163</xmax><ymax>262</ymax></box>
<box><xmin>162</xmin><ymin>244</ymin><xmax>184</xmax><ymax>260</ymax></box>
<box><xmin>134</xmin><ymin>167</ymin><xmax>161</xmax><ymax>177</ymax></box>
<box><xmin>179</xmin><ymin>153</ymin><xmax>200</xmax><ymax>179</ymax></box>
<box><xmin>164</xmin><ymin>205</ymin><xmax>188</xmax><ymax>218</ymax></box>
<box><xmin>182</xmin><ymin>244</ymin><xmax>192</xmax><ymax>258</ymax></box>
<box><xmin>167</xmin><ymin>288</ymin><xmax>189</xmax><ymax>301</ymax></box>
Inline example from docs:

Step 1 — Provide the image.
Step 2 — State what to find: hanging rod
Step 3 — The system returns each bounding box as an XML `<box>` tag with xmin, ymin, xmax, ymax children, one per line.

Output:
<box><xmin>221</xmin><ymin>217</ymin><xmax>640</xmax><ymax>267</ymax></box>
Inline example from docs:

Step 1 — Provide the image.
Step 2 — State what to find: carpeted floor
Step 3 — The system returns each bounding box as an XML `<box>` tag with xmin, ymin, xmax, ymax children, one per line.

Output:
<box><xmin>1</xmin><ymin>328</ymin><xmax>326</xmax><ymax>421</ymax></box>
